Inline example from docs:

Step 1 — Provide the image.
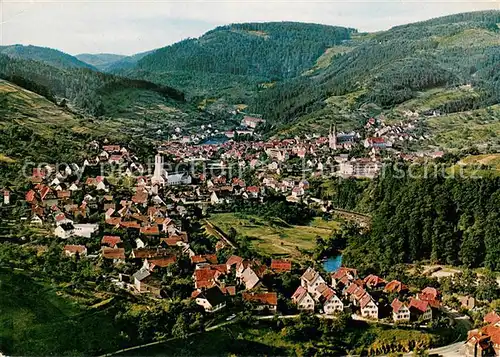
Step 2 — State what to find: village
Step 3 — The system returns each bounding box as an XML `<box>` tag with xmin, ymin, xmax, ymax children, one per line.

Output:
<box><xmin>0</xmin><ymin>115</ymin><xmax>490</xmax><ymax>356</ymax></box>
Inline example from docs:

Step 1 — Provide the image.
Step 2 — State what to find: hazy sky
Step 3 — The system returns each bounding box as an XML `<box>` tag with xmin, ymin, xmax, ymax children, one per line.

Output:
<box><xmin>1</xmin><ymin>0</ymin><xmax>499</xmax><ymax>55</ymax></box>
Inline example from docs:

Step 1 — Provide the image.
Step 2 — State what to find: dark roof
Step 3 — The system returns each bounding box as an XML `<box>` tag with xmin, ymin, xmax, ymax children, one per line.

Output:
<box><xmin>198</xmin><ymin>286</ymin><xmax>226</xmax><ymax>306</ymax></box>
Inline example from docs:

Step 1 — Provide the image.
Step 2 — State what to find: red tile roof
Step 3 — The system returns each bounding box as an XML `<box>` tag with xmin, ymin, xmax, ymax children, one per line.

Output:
<box><xmin>271</xmin><ymin>259</ymin><xmax>292</xmax><ymax>272</ymax></box>
<box><xmin>364</xmin><ymin>274</ymin><xmax>386</xmax><ymax>287</ymax></box>
<box><xmin>140</xmin><ymin>226</ymin><xmax>160</xmax><ymax>235</ymax></box>
<box><xmin>101</xmin><ymin>235</ymin><xmax>122</xmax><ymax>247</ymax></box>
<box><xmin>242</xmin><ymin>292</ymin><xmax>277</xmax><ymax>306</ymax></box>
<box><xmin>391</xmin><ymin>298</ymin><xmax>407</xmax><ymax>313</ymax></box>
<box><xmin>384</xmin><ymin>280</ymin><xmax>408</xmax><ymax>293</ymax></box>
<box><xmin>226</xmin><ymin>255</ymin><xmax>243</xmax><ymax>267</ymax></box>
<box><xmin>149</xmin><ymin>256</ymin><xmax>176</xmax><ymax>268</ymax></box>
<box><xmin>359</xmin><ymin>294</ymin><xmax>374</xmax><ymax>309</ymax></box>
<box><xmin>485</xmin><ymin>311</ymin><xmax>500</xmax><ymax>325</ymax></box>
<box><xmin>64</xmin><ymin>245</ymin><xmax>86</xmax><ymax>254</ymax></box>
<box><xmin>292</xmin><ymin>286</ymin><xmax>307</xmax><ymax>302</ymax></box>
<box><xmin>102</xmin><ymin>248</ymin><xmax>125</xmax><ymax>260</ymax></box>
<box><xmin>409</xmin><ymin>298</ymin><xmax>429</xmax><ymax>313</ymax></box>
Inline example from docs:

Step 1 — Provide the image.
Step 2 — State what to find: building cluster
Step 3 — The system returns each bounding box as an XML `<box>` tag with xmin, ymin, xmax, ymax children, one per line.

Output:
<box><xmin>291</xmin><ymin>267</ymin><xmax>441</xmax><ymax>322</ymax></box>
<box><xmin>192</xmin><ymin>255</ymin><xmax>291</xmax><ymax>313</ymax></box>
<box><xmin>466</xmin><ymin>311</ymin><xmax>500</xmax><ymax>357</ymax></box>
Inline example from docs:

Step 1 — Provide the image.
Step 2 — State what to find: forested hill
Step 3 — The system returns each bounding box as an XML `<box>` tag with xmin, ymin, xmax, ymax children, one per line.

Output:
<box><xmin>0</xmin><ymin>54</ymin><xmax>185</xmax><ymax>117</ymax></box>
<box><xmin>114</xmin><ymin>22</ymin><xmax>355</xmax><ymax>99</ymax></box>
<box><xmin>0</xmin><ymin>45</ymin><xmax>95</xmax><ymax>70</ymax></box>
<box><xmin>113</xmin><ymin>11</ymin><xmax>500</xmax><ymax>144</ymax></box>
<box><xmin>342</xmin><ymin>164</ymin><xmax>500</xmax><ymax>274</ymax></box>
<box><xmin>136</xmin><ymin>22</ymin><xmax>354</xmax><ymax>78</ymax></box>
<box><xmin>75</xmin><ymin>53</ymin><xmax>126</xmax><ymax>71</ymax></box>
<box><xmin>251</xmin><ymin>11</ymin><xmax>500</xmax><ymax>131</ymax></box>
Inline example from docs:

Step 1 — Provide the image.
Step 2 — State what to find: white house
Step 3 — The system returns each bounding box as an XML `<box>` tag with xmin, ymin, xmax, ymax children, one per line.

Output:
<box><xmin>391</xmin><ymin>298</ymin><xmax>410</xmax><ymax>323</ymax></box>
<box><xmin>316</xmin><ymin>284</ymin><xmax>344</xmax><ymax>314</ymax></box>
<box><xmin>301</xmin><ymin>267</ymin><xmax>326</xmax><ymax>298</ymax></box>
<box><xmin>194</xmin><ymin>286</ymin><xmax>227</xmax><ymax>312</ymax></box>
<box><xmin>166</xmin><ymin>173</ymin><xmax>192</xmax><ymax>186</ymax></box>
<box><xmin>54</xmin><ymin>224</ymin><xmax>74</xmax><ymax>239</ymax></box>
<box><xmin>360</xmin><ymin>295</ymin><xmax>378</xmax><ymax>319</ymax></box>
<box><xmin>324</xmin><ymin>293</ymin><xmax>344</xmax><ymax>314</ymax></box>
<box><xmin>292</xmin><ymin>286</ymin><xmax>315</xmax><ymax>312</ymax></box>
<box><xmin>73</xmin><ymin>223</ymin><xmax>99</xmax><ymax>238</ymax></box>
<box><xmin>31</xmin><ymin>215</ymin><xmax>43</xmax><ymax>226</ymax></box>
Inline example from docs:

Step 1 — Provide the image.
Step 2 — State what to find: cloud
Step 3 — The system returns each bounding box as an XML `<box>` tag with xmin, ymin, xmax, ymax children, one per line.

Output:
<box><xmin>1</xmin><ymin>0</ymin><xmax>499</xmax><ymax>54</ymax></box>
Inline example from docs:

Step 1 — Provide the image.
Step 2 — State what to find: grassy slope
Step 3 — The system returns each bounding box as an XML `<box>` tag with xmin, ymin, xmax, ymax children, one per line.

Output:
<box><xmin>0</xmin><ymin>79</ymin><xmax>113</xmax><ymax>136</ymax></box>
<box><xmin>208</xmin><ymin>213</ymin><xmax>338</xmax><ymax>259</ymax></box>
<box><xmin>119</xmin><ymin>320</ymin><xmax>445</xmax><ymax>356</ymax></box>
<box><xmin>0</xmin><ymin>270</ymin><xmax>122</xmax><ymax>356</ymax></box>
<box><xmin>427</xmin><ymin>104</ymin><xmax>500</xmax><ymax>149</ymax></box>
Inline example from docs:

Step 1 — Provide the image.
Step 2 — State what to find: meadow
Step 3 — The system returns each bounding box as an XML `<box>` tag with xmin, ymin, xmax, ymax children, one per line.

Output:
<box><xmin>207</xmin><ymin>213</ymin><xmax>339</xmax><ymax>259</ymax></box>
<box><xmin>0</xmin><ymin>269</ymin><xmax>123</xmax><ymax>356</ymax></box>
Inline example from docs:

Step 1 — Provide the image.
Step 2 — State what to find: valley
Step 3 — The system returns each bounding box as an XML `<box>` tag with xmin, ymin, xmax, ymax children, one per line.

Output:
<box><xmin>0</xmin><ymin>9</ymin><xmax>499</xmax><ymax>357</ymax></box>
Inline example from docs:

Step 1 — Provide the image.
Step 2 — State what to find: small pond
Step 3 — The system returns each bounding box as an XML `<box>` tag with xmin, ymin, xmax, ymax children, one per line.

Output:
<box><xmin>323</xmin><ymin>255</ymin><xmax>342</xmax><ymax>273</ymax></box>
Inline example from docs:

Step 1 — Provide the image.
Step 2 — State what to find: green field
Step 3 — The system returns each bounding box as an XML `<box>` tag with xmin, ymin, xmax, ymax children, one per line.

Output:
<box><xmin>0</xmin><ymin>269</ymin><xmax>123</xmax><ymax>356</ymax></box>
<box><xmin>445</xmin><ymin>153</ymin><xmax>500</xmax><ymax>178</ymax></box>
<box><xmin>427</xmin><ymin>104</ymin><xmax>500</xmax><ymax>149</ymax></box>
<box><xmin>208</xmin><ymin>213</ymin><xmax>338</xmax><ymax>258</ymax></box>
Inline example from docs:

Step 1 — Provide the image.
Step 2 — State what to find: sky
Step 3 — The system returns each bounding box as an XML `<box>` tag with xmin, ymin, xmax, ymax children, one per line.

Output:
<box><xmin>0</xmin><ymin>0</ymin><xmax>499</xmax><ymax>55</ymax></box>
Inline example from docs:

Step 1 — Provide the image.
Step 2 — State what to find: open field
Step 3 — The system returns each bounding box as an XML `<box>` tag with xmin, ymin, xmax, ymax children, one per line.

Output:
<box><xmin>444</xmin><ymin>154</ymin><xmax>500</xmax><ymax>178</ymax></box>
<box><xmin>0</xmin><ymin>269</ymin><xmax>123</xmax><ymax>356</ymax></box>
<box><xmin>427</xmin><ymin>104</ymin><xmax>500</xmax><ymax>149</ymax></box>
<box><xmin>207</xmin><ymin>213</ymin><xmax>338</xmax><ymax>258</ymax></box>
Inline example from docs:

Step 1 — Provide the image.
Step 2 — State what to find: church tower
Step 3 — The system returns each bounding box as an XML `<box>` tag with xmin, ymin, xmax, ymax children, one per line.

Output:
<box><xmin>329</xmin><ymin>123</ymin><xmax>337</xmax><ymax>150</ymax></box>
<box><xmin>152</xmin><ymin>154</ymin><xmax>165</xmax><ymax>185</ymax></box>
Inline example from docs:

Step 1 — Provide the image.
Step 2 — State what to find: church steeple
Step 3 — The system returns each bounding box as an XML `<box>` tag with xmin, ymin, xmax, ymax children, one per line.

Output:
<box><xmin>329</xmin><ymin>122</ymin><xmax>337</xmax><ymax>150</ymax></box>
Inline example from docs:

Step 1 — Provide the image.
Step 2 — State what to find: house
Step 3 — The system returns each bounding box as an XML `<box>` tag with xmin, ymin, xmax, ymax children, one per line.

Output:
<box><xmin>195</xmin><ymin>286</ymin><xmax>227</xmax><ymax>312</ymax></box>
<box><xmin>54</xmin><ymin>223</ymin><xmax>74</xmax><ymax>239</ymax></box>
<box><xmin>102</xmin><ymin>248</ymin><xmax>126</xmax><ymax>262</ymax></box>
<box><xmin>240</xmin><ymin>267</ymin><xmax>260</xmax><ymax>290</ymax></box>
<box><xmin>245</xmin><ymin>186</ymin><xmax>260</xmax><ymax>198</ymax></box>
<box><xmin>360</xmin><ymin>295</ymin><xmax>378</xmax><ymax>319</ymax></box>
<box><xmin>101</xmin><ymin>235</ymin><xmax>122</xmax><ymax>248</ymax></box>
<box><xmin>133</xmin><ymin>268</ymin><xmax>162</xmax><ymax>296</ymax></box>
<box><xmin>316</xmin><ymin>284</ymin><xmax>343</xmax><ymax>314</ymax></box>
<box><xmin>292</xmin><ymin>286</ymin><xmax>315</xmax><ymax>312</ymax></box>
<box><xmin>226</xmin><ymin>255</ymin><xmax>244</xmax><ymax>272</ymax></box>
<box><xmin>241</xmin><ymin>116</ymin><xmax>265</xmax><ymax>129</ymax></box>
<box><xmin>270</xmin><ymin>259</ymin><xmax>292</xmax><ymax>273</ymax></box>
<box><xmin>193</xmin><ymin>268</ymin><xmax>217</xmax><ymax>289</ymax></box>
<box><xmin>191</xmin><ymin>254</ymin><xmax>218</xmax><ymax>265</ymax></box>
<box><xmin>409</xmin><ymin>298</ymin><xmax>432</xmax><ymax>321</ymax></box>
<box><xmin>31</xmin><ymin>214</ymin><xmax>43</xmax><ymax>226</ymax></box>
<box><xmin>384</xmin><ymin>280</ymin><xmax>408</xmax><ymax>294</ymax></box>
<box><xmin>242</xmin><ymin>292</ymin><xmax>278</xmax><ymax>313</ymax></box>
<box><xmin>465</xmin><ymin>324</ymin><xmax>500</xmax><ymax>357</ymax></box>
<box><xmin>63</xmin><ymin>245</ymin><xmax>87</xmax><ymax>257</ymax></box>
<box><xmin>391</xmin><ymin>298</ymin><xmax>410</xmax><ymax>323</ymax></box>
<box><xmin>301</xmin><ymin>267</ymin><xmax>326</xmax><ymax>297</ymax></box>
<box><xmin>364</xmin><ymin>274</ymin><xmax>386</xmax><ymax>289</ymax></box>
<box><xmin>73</xmin><ymin>223</ymin><xmax>99</xmax><ymax>238</ymax></box>
<box><xmin>144</xmin><ymin>256</ymin><xmax>176</xmax><ymax>271</ymax></box>
<box><xmin>166</xmin><ymin>173</ymin><xmax>192</xmax><ymax>186</ymax></box>
<box><xmin>484</xmin><ymin>311</ymin><xmax>500</xmax><ymax>325</ymax></box>
<box><xmin>460</xmin><ymin>296</ymin><xmax>476</xmax><ymax>310</ymax></box>
<box><xmin>331</xmin><ymin>267</ymin><xmax>357</xmax><ymax>288</ymax></box>
<box><xmin>364</xmin><ymin>137</ymin><xmax>388</xmax><ymax>149</ymax></box>
<box><xmin>419</xmin><ymin>287</ymin><xmax>440</xmax><ymax>301</ymax></box>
